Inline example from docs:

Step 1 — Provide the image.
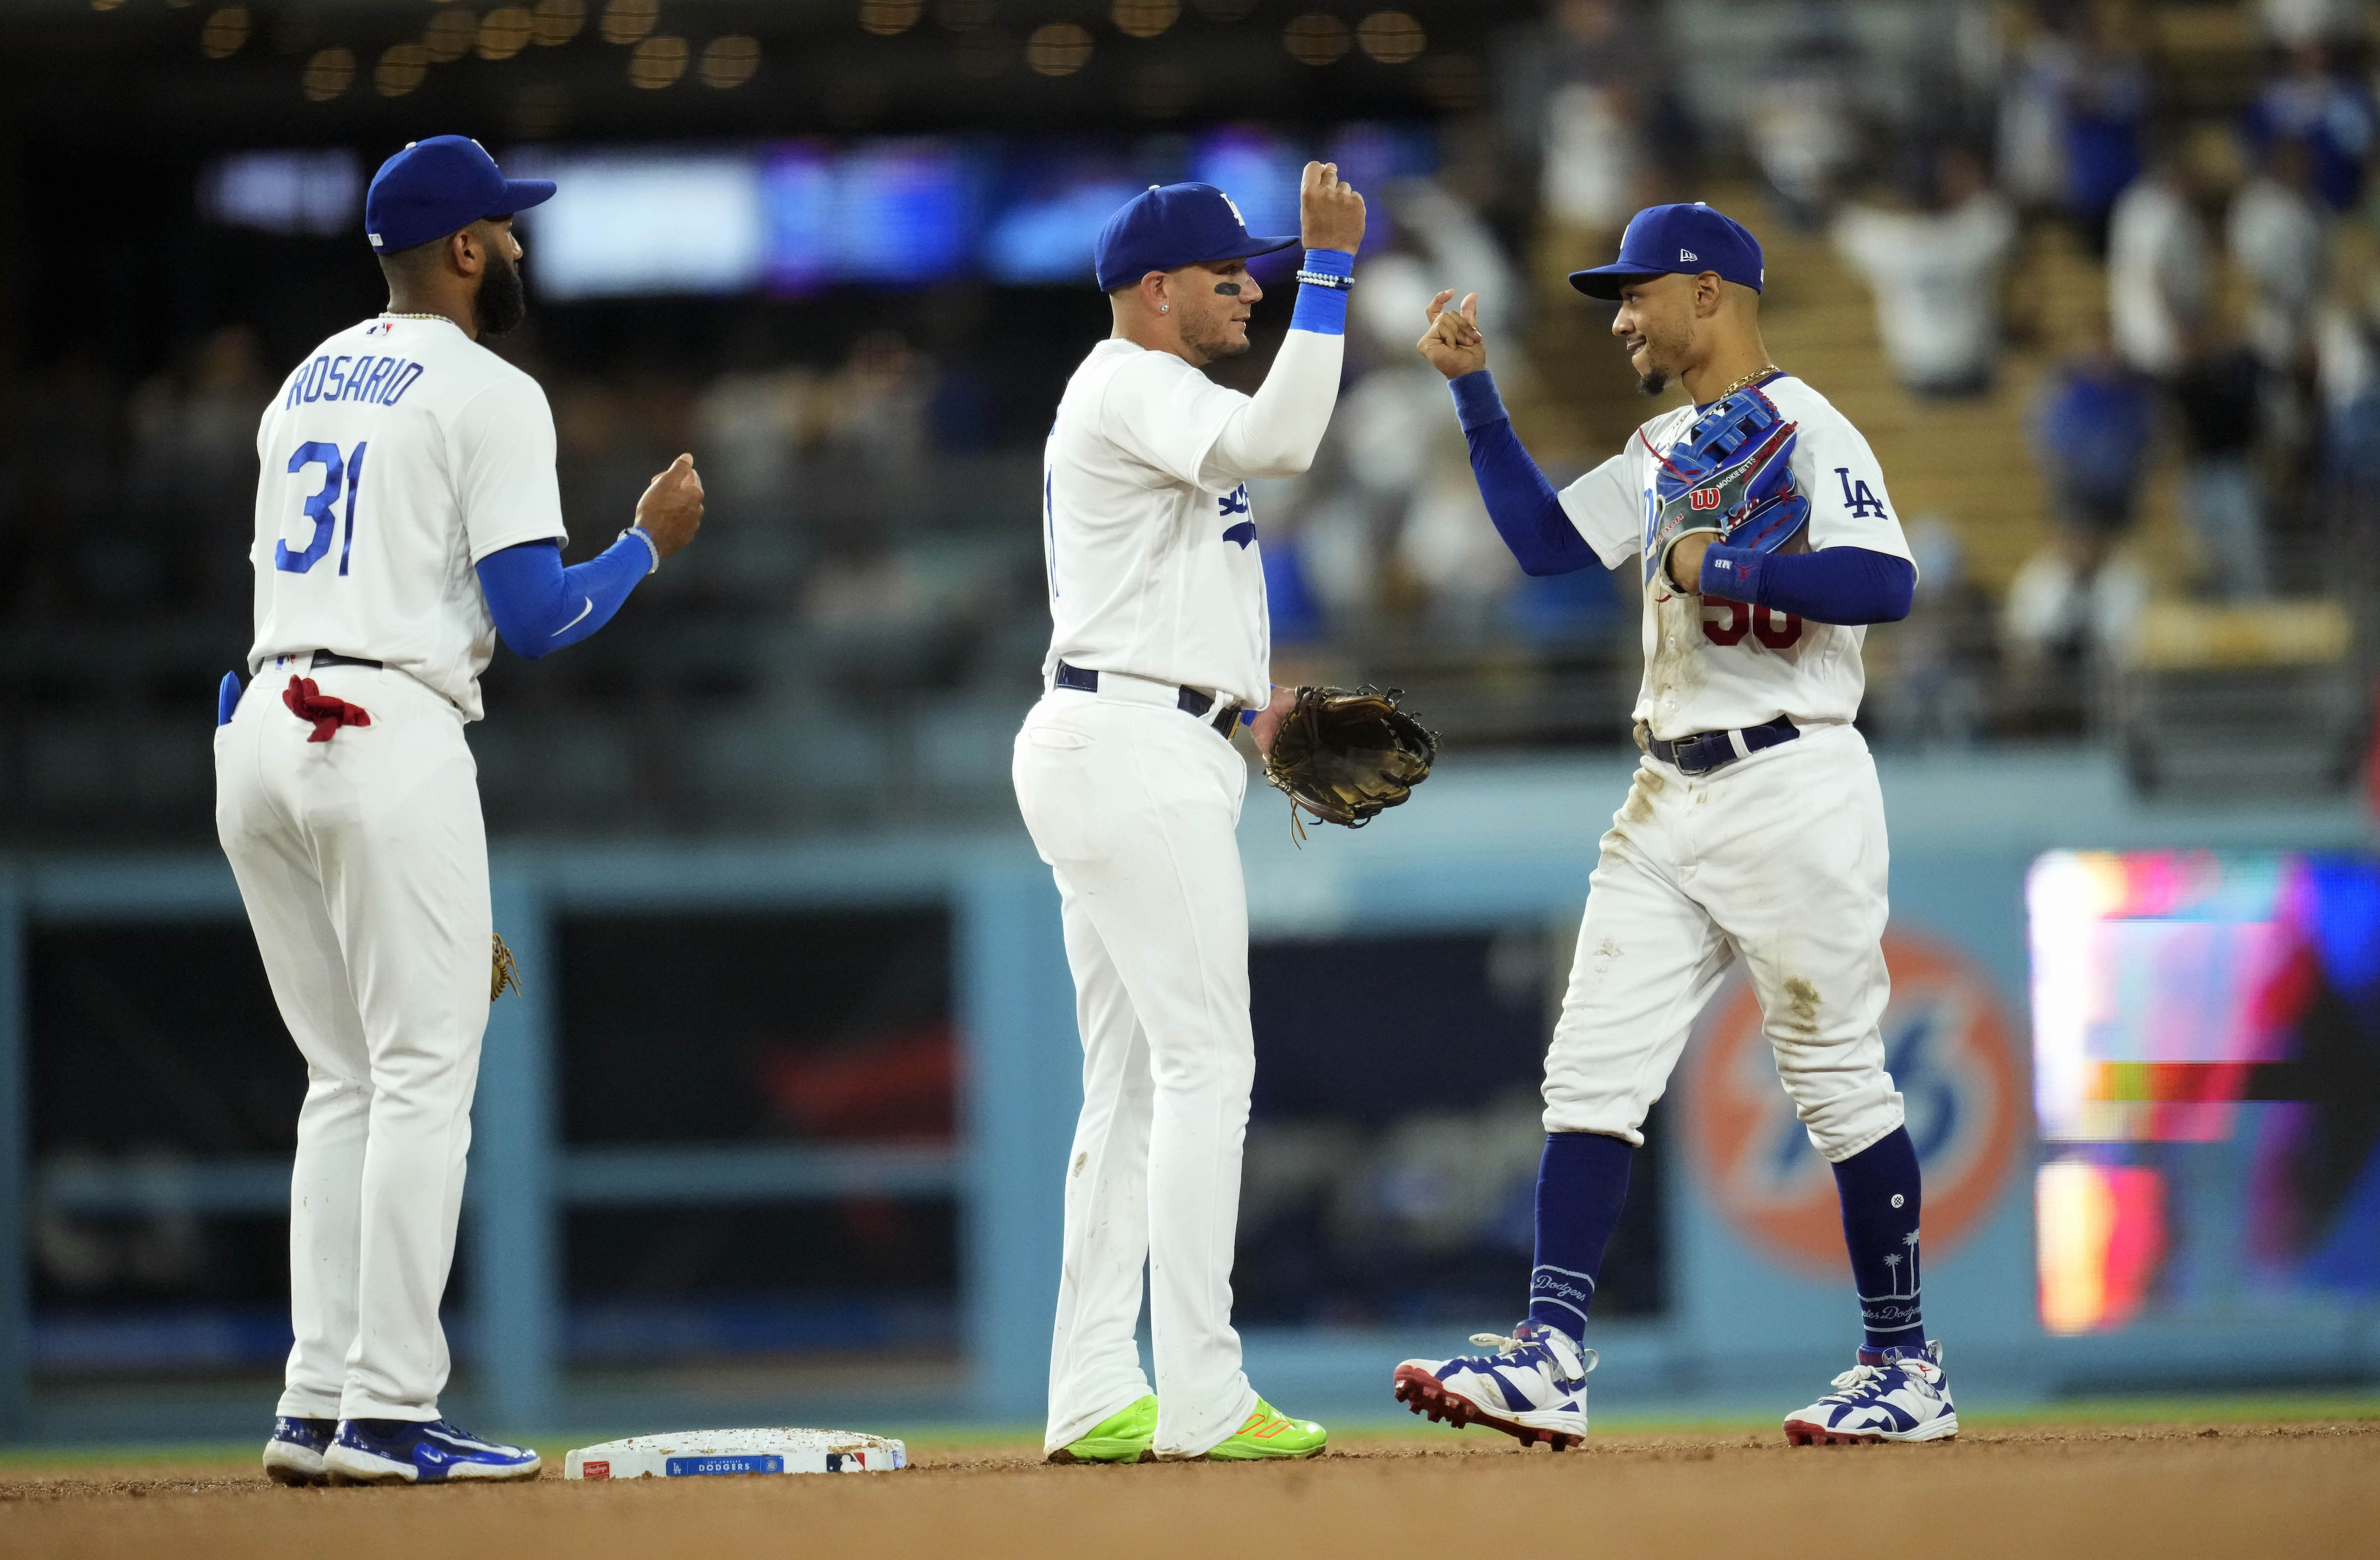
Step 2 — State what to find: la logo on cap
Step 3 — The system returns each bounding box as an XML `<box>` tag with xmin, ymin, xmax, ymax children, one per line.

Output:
<box><xmin>1219</xmin><ymin>190</ymin><xmax>1247</xmax><ymax>229</ymax></box>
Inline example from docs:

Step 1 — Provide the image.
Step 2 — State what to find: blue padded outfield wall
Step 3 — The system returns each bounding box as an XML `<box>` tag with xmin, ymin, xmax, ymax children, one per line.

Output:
<box><xmin>2</xmin><ymin>747</ymin><xmax>2376</xmax><ymax>1441</ymax></box>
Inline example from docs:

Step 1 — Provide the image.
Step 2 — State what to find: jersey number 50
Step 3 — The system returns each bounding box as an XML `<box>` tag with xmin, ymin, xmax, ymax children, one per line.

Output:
<box><xmin>276</xmin><ymin>439</ymin><xmax>368</xmax><ymax>576</ymax></box>
<box><xmin>1701</xmin><ymin>600</ymin><xmax>1802</xmax><ymax>649</ymax></box>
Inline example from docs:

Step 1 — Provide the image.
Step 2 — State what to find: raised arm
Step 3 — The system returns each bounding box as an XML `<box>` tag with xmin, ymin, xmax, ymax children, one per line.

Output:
<box><xmin>1417</xmin><ymin>291</ymin><xmax>1600</xmax><ymax>577</ymax></box>
<box><xmin>1201</xmin><ymin>162</ymin><xmax>1367</xmax><ymax>482</ymax></box>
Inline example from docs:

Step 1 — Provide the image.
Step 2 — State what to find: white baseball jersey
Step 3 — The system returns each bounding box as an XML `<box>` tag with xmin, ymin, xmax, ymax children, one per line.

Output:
<box><xmin>1556</xmin><ymin>374</ymin><xmax>1914</xmax><ymax>742</ymax></box>
<box><xmin>248</xmin><ymin>314</ymin><xmax>569</xmax><ymax>721</ymax></box>
<box><xmin>1040</xmin><ymin>339</ymin><xmax>1271</xmax><ymax>709</ymax></box>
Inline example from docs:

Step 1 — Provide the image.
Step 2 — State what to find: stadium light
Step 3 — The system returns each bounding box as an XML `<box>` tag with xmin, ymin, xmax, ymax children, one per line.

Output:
<box><xmin>1026</xmin><ymin>21</ymin><xmax>1092</xmax><ymax>76</ymax></box>
<box><xmin>601</xmin><ymin>0</ymin><xmax>657</xmax><ymax>46</ymax></box>
<box><xmin>1111</xmin><ymin>0</ymin><xmax>1178</xmax><ymax>40</ymax></box>
<box><xmin>533</xmin><ymin>0</ymin><xmax>584</xmax><ymax>47</ymax></box>
<box><xmin>302</xmin><ymin>44</ymin><xmax>355</xmax><ymax>100</ymax></box>
<box><xmin>1282</xmin><ymin>12</ymin><xmax>1349</xmax><ymax>65</ymax></box>
<box><xmin>629</xmin><ymin>34</ymin><xmax>688</xmax><ymax>88</ymax></box>
<box><xmin>700</xmin><ymin>35</ymin><xmax>761</xmax><ymax>90</ymax></box>
<box><xmin>479</xmin><ymin>6</ymin><xmax>534</xmax><ymax>59</ymax></box>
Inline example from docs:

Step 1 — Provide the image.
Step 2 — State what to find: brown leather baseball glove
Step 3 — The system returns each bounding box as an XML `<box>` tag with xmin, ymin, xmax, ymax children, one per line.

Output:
<box><xmin>1261</xmin><ymin>685</ymin><xmax>1438</xmax><ymax>834</ymax></box>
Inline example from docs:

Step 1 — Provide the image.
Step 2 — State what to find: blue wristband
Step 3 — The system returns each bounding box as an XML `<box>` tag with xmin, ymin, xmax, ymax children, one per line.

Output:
<box><xmin>1448</xmin><ymin>369</ymin><xmax>1508</xmax><ymax>432</ymax></box>
<box><xmin>1289</xmin><ymin>247</ymin><xmax>1354</xmax><ymax>336</ymax></box>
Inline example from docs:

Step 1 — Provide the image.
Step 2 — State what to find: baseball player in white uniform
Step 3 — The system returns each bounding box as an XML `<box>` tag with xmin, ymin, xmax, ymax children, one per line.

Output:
<box><xmin>1013</xmin><ymin>165</ymin><xmax>1364</xmax><ymax>1464</ymax></box>
<box><xmin>1389</xmin><ymin>204</ymin><xmax>1958</xmax><ymax>1447</ymax></box>
<box><xmin>221</xmin><ymin>137</ymin><xmax>704</xmax><ymax>1485</ymax></box>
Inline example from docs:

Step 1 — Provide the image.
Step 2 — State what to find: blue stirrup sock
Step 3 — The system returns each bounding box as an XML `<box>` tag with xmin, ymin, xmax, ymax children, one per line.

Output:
<box><xmin>1832</xmin><ymin>1126</ymin><xmax>1926</xmax><ymax>1352</ymax></box>
<box><xmin>1527</xmin><ymin>1131</ymin><xmax>1634</xmax><ymax>1343</ymax></box>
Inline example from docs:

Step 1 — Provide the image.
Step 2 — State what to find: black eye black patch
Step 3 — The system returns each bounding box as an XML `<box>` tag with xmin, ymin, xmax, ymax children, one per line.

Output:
<box><xmin>1212</xmin><ymin>282</ymin><xmax>1243</xmax><ymax>296</ymax></box>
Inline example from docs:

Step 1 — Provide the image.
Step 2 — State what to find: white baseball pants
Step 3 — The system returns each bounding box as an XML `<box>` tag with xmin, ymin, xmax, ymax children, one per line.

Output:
<box><xmin>1547</xmin><ymin>721</ymin><xmax>1906</xmax><ymax>1162</ymax></box>
<box><xmin>215</xmin><ymin>659</ymin><xmax>489</xmax><ymax>1423</ymax></box>
<box><xmin>1012</xmin><ymin>678</ymin><xmax>1261</xmax><ymax>1459</ymax></box>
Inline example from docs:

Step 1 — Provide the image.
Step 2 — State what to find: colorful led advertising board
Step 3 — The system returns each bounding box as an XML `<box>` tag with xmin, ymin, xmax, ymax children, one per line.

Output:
<box><xmin>2027</xmin><ymin>850</ymin><xmax>2380</xmax><ymax>1334</ymax></box>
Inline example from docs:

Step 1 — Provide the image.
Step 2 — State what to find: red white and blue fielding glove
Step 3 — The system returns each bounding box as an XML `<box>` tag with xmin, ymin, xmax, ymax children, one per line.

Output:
<box><xmin>1644</xmin><ymin>385</ymin><xmax>1810</xmax><ymax>588</ymax></box>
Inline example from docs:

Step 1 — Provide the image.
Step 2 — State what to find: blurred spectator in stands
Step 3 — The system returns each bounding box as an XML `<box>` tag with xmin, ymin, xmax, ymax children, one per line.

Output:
<box><xmin>690</xmin><ymin>365</ymin><xmax>819</xmax><ymax>597</ymax></box>
<box><xmin>553</xmin><ymin>377</ymin><xmax>669</xmax><ymax>560</ymax></box>
<box><xmin>1868</xmin><ymin>515</ymin><xmax>1991</xmax><ymax>746</ymax></box>
<box><xmin>2230</xmin><ymin>133</ymin><xmax>2330</xmax><ymax>373</ymax></box>
<box><xmin>1399</xmin><ymin>450</ymin><xmax>1517</xmax><ymax>643</ymax></box>
<box><xmin>1543</xmin><ymin>81</ymin><xmax>1640</xmax><ymax>242</ymax></box>
<box><xmin>1997</xmin><ymin>3</ymin><xmax>2080</xmax><ymax>215</ymax></box>
<box><xmin>1331</xmin><ymin>180</ymin><xmax>1525</xmax><ymax>638</ymax></box>
<box><xmin>2260</xmin><ymin>0</ymin><xmax>2373</xmax><ymax>50</ymax></box>
<box><xmin>2327</xmin><ymin>350</ymin><xmax>2380</xmax><ymax>577</ymax></box>
<box><xmin>1539</xmin><ymin>0</ymin><xmax>1679</xmax><ymax>244</ymax></box>
<box><xmin>2060</xmin><ymin>0</ymin><xmax>2153</xmax><ymax>254</ymax></box>
<box><xmin>822</xmin><ymin>330</ymin><xmax>934</xmax><ymax>477</ymax></box>
<box><xmin>2315</xmin><ymin>239</ymin><xmax>2380</xmax><ymax>416</ymax></box>
<box><xmin>2107</xmin><ymin>134</ymin><xmax>2216</xmax><ymax>379</ymax></box>
<box><xmin>125</xmin><ymin>326</ymin><xmax>271</xmax><ymax>614</ymax></box>
<box><xmin>1833</xmin><ymin>145</ymin><xmax>2018</xmax><ymax>397</ymax></box>
<box><xmin>2004</xmin><ymin>347</ymin><xmax>2156</xmax><ymax>666</ymax></box>
<box><xmin>1746</xmin><ymin>28</ymin><xmax>1860</xmax><ymax>231</ymax></box>
<box><xmin>2171</xmin><ymin>347</ymin><xmax>2274</xmax><ymax>598</ymax></box>
<box><xmin>2247</xmin><ymin>41</ymin><xmax>2377</xmax><ymax>212</ymax></box>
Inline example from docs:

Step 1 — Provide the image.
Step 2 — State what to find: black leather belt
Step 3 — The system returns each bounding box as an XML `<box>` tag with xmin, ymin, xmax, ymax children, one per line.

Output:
<box><xmin>1646</xmin><ymin>715</ymin><xmax>1798</xmax><ymax>777</ymax></box>
<box><xmin>1055</xmin><ymin>660</ymin><xmax>1242</xmax><ymax>738</ymax></box>
<box><xmin>308</xmin><ymin>651</ymin><xmax>383</xmax><ymax>671</ymax></box>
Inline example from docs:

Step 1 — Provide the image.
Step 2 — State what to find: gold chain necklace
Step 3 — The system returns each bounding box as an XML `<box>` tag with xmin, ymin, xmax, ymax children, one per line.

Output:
<box><xmin>1707</xmin><ymin>363</ymin><xmax>1782</xmax><ymax>403</ymax></box>
<box><xmin>378</xmin><ymin>311</ymin><xmax>452</xmax><ymax>324</ymax></box>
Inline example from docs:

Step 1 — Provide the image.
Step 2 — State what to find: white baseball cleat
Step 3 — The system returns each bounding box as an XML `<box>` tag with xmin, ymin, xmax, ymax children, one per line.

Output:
<box><xmin>1783</xmin><ymin>1340</ymin><xmax>1959</xmax><ymax>1445</ymax></box>
<box><xmin>1392</xmin><ymin>1321</ymin><xmax>1594</xmax><ymax>1450</ymax></box>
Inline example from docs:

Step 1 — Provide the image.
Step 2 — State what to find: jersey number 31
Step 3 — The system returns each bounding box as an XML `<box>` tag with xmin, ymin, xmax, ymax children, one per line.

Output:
<box><xmin>275</xmin><ymin>439</ymin><xmax>368</xmax><ymax>576</ymax></box>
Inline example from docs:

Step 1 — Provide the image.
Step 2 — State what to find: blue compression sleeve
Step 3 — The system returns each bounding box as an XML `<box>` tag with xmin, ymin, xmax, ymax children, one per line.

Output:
<box><xmin>1449</xmin><ymin>370</ymin><xmax>1598</xmax><ymax>577</ymax></box>
<box><xmin>1700</xmin><ymin>543</ymin><xmax>1915</xmax><ymax>626</ymax></box>
<box><xmin>476</xmin><ymin>533</ymin><xmax>654</xmax><ymax>660</ymax></box>
<box><xmin>1288</xmin><ymin>247</ymin><xmax>1354</xmax><ymax>335</ymax></box>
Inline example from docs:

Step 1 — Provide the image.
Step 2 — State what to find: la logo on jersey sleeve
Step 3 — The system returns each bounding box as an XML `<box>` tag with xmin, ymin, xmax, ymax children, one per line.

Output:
<box><xmin>1833</xmin><ymin>466</ymin><xmax>1888</xmax><ymax>520</ymax></box>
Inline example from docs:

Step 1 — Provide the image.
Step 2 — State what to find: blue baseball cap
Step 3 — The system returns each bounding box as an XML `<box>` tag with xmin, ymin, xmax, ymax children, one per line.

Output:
<box><xmin>1092</xmin><ymin>182</ymin><xmax>1298</xmax><ymax>293</ymax></box>
<box><xmin>1569</xmin><ymin>202</ymin><xmax>1764</xmax><ymax>298</ymax></box>
<box><xmin>364</xmin><ymin>135</ymin><xmax>556</xmax><ymax>255</ymax></box>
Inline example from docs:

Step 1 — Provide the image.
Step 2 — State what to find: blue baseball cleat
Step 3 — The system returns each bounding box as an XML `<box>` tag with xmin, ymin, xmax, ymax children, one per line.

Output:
<box><xmin>1392</xmin><ymin>1321</ymin><xmax>1594</xmax><ymax>1450</ymax></box>
<box><xmin>323</xmin><ymin>1418</ymin><xmax>544</xmax><ymax>1484</ymax></box>
<box><xmin>1783</xmin><ymin>1340</ymin><xmax>1960</xmax><ymax>1445</ymax></box>
<box><xmin>263</xmin><ymin>1415</ymin><xmax>338</xmax><ymax>1486</ymax></box>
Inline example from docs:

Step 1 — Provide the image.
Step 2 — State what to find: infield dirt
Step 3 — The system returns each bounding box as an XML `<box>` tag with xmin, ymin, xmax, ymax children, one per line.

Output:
<box><xmin>4</xmin><ymin>1420</ymin><xmax>2375</xmax><ymax>1559</ymax></box>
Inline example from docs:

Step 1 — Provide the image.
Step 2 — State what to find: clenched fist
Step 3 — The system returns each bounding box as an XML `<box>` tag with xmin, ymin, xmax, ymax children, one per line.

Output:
<box><xmin>1418</xmin><ymin>290</ymin><xmax>1487</xmax><ymax>380</ymax></box>
<box><xmin>634</xmin><ymin>453</ymin><xmax>705</xmax><ymax>559</ymax></box>
<box><xmin>1300</xmin><ymin>161</ymin><xmax>1367</xmax><ymax>254</ymax></box>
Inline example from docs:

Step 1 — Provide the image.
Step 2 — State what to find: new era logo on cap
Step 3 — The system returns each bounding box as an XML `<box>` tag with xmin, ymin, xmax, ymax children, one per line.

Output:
<box><xmin>1569</xmin><ymin>203</ymin><xmax>1765</xmax><ymax>299</ymax></box>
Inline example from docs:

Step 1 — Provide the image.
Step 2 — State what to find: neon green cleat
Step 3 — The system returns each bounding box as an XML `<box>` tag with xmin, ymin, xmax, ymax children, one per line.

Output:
<box><xmin>1203</xmin><ymin>1398</ymin><xmax>1328</xmax><ymax>1460</ymax></box>
<box><xmin>1049</xmin><ymin>1394</ymin><xmax>1159</xmax><ymax>1464</ymax></box>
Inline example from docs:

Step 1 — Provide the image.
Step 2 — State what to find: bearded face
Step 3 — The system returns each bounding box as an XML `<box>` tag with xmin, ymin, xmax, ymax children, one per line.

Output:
<box><xmin>475</xmin><ymin>240</ymin><xmax>527</xmax><ymax>338</ymax></box>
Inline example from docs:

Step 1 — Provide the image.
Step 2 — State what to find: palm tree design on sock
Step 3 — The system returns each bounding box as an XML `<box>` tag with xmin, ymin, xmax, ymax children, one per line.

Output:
<box><xmin>1859</xmin><ymin>1229</ymin><xmax>1923</xmax><ymax>1340</ymax></box>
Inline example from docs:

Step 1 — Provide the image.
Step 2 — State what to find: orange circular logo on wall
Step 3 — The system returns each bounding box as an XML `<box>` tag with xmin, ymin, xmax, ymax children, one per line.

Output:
<box><xmin>1681</xmin><ymin>928</ymin><xmax>2023</xmax><ymax>1277</ymax></box>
